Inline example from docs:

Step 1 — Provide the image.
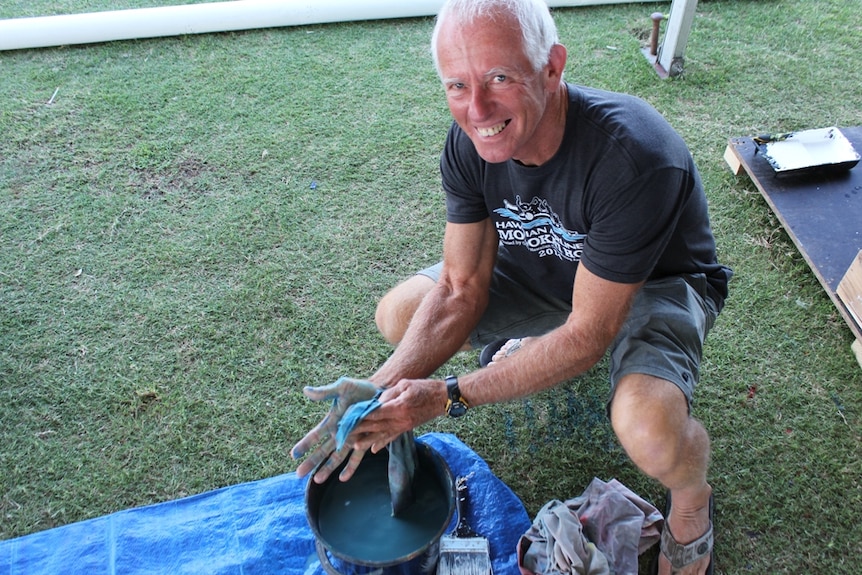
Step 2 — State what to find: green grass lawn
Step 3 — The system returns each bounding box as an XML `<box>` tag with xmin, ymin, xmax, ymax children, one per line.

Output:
<box><xmin>2</xmin><ymin>0</ymin><xmax>861</xmax><ymax>572</ymax></box>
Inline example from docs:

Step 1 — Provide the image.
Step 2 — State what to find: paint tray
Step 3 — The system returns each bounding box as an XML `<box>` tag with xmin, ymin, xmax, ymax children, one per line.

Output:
<box><xmin>758</xmin><ymin>126</ymin><xmax>860</xmax><ymax>177</ymax></box>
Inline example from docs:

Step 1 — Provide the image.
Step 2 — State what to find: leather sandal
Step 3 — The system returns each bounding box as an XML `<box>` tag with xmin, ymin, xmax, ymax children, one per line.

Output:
<box><xmin>654</xmin><ymin>492</ymin><xmax>714</xmax><ymax>574</ymax></box>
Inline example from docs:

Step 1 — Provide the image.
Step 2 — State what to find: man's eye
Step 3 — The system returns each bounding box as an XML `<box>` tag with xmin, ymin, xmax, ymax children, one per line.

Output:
<box><xmin>493</xmin><ymin>75</ymin><xmax>507</xmax><ymax>83</ymax></box>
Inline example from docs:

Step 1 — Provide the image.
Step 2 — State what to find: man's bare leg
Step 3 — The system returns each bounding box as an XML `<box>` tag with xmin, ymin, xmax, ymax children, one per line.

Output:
<box><xmin>611</xmin><ymin>374</ymin><xmax>713</xmax><ymax>575</ymax></box>
<box><xmin>375</xmin><ymin>274</ymin><xmax>436</xmax><ymax>345</ymax></box>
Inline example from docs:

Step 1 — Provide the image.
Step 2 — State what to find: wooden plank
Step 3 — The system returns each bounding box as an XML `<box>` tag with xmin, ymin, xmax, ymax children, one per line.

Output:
<box><xmin>853</xmin><ymin>339</ymin><xmax>862</xmax><ymax>369</ymax></box>
<box><xmin>723</xmin><ymin>143</ymin><xmax>742</xmax><ymax>175</ymax></box>
<box><xmin>838</xmin><ymin>252</ymin><xmax>862</xmax><ymax>369</ymax></box>
<box><xmin>725</xmin><ymin>126</ymin><xmax>862</xmax><ymax>343</ymax></box>
<box><xmin>837</xmin><ymin>250</ymin><xmax>862</xmax><ymax>329</ymax></box>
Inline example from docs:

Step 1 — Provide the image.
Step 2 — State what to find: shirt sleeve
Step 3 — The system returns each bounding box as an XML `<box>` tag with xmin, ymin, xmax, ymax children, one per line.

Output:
<box><xmin>439</xmin><ymin>122</ymin><xmax>491</xmax><ymax>224</ymax></box>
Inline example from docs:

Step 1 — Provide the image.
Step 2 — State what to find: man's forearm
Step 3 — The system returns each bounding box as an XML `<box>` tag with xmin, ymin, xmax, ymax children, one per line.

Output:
<box><xmin>458</xmin><ymin>325</ymin><xmax>605</xmax><ymax>407</ymax></box>
<box><xmin>457</xmin><ymin>271</ymin><xmax>641</xmax><ymax>408</ymax></box>
<box><xmin>371</xmin><ymin>281</ymin><xmax>487</xmax><ymax>388</ymax></box>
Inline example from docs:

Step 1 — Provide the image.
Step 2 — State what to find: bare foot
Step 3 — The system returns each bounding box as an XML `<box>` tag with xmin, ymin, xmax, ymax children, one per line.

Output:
<box><xmin>488</xmin><ymin>337</ymin><xmax>529</xmax><ymax>365</ymax></box>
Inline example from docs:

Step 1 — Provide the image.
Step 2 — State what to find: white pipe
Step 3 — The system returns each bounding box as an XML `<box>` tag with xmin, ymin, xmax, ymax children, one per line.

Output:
<box><xmin>0</xmin><ymin>0</ymin><xmax>641</xmax><ymax>52</ymax></box>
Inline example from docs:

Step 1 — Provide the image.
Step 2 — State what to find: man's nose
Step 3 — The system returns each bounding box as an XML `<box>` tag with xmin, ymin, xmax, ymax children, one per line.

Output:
<box><xmin>469</xmin><ymin>86</ymin><xmax>492</xmax><ymax>119</ymax></box>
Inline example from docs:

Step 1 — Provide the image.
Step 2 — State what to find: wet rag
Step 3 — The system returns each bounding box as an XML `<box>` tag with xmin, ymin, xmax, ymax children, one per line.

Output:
<box><xmin>335</xmin><ymin>389</ymin><xmax>383</xmax><ymax>449</ymax></box>
<box><xmin>335</xmin><ymin>390</ymin><xmax>417</xmax><ymax>515</ymax></box>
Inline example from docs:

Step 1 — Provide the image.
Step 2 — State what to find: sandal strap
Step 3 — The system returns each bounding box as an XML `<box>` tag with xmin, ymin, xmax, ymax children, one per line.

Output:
<box><xmin>661</xmin><ymin>521</ymin><xmax>713</xmax><ymax>569</ymax></box>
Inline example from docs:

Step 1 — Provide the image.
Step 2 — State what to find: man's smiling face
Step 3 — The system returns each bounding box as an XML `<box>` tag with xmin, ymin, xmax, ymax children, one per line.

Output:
<box><xmin>436</xmin><ymin>12</ymin><xmax>561</xmax><ymax>166</ymax></box>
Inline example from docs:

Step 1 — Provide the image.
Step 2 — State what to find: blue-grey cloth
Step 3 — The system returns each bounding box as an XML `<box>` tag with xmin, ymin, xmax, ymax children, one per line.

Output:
<box><xmin>387</xmin><ymin>430</ymin><xmax>418</xmax><ymax>516</ymax></box>
<box><xmin>335</xmin><ymin>389</ymin><xmax>383</xmax><ymax>449</ymax></box>
<box><xmin>334</xmin><ymin>389</ymin><xmax>417</xmax><ymax>516</ymax></box>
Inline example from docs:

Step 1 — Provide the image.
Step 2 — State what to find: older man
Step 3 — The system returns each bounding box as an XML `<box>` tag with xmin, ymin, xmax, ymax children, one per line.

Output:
<box><xmin>291</xmin><ymin>1</ymin><xmax>729</xmax><ymax>573</ymax></box>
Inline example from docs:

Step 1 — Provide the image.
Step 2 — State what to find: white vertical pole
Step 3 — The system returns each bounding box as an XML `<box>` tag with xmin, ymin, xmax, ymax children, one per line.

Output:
<box><xmin>657</xmin><ymin>0</ymin><xmax>698</xmax><ymax>76</ymax></box>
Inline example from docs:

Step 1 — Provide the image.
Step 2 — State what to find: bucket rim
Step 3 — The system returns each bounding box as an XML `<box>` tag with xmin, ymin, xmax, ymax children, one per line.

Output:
<box><xmin>304</xmin><ymin>441</ymin><xmax>455</xmax><ymax>568</ymax></box>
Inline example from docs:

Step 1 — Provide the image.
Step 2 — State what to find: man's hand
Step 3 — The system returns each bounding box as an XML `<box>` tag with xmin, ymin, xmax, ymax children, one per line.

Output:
<box><xmin>290</xmin><ymin>377</ymin><xmax>379</xmax><ymax>484</ymax></box>
<box><xmin>350</xmin><ymin>378</ymin><xmax>449</xmax><ymax>453</ymax></box>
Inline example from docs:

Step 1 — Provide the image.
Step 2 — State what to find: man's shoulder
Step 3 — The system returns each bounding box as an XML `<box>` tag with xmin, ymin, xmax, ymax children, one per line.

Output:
<box><xmin>568</xmin><ymin>83</ymin><xmax>669</xmax><ymax>134</ymax></box>
<box><xmin>566</xmin><ymin>83</ymin><xmax>689</xmax><ymax>167</ymax></box>
<box><xmin>567</xmin><ymin>83</ymin><xmax>642</xmax><ymax>106</ymax></box>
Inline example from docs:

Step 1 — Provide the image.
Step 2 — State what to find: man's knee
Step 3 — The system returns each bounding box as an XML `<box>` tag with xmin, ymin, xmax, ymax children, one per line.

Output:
<box><xmin>374</xmin><ymin>274</ymin><xmax>436</xmax><ymax>345</ymax></box>
<box><xmin>609</xmin><ymin>374</ymin><xmax>690</xmax><ymax>478</ymax></box>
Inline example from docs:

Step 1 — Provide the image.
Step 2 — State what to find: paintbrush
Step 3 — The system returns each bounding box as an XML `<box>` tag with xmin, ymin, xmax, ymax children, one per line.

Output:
<box><xmin>437</xmin><ymin>474</ymin><xmax>493</xmax><ymax>575</ymax></box>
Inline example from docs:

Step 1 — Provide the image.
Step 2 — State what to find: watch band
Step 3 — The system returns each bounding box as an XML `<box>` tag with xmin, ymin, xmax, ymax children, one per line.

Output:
<box><xmin>445</xmin><ymin>375</ymin><xmax>469</xmax><ymax>417</ymax></box>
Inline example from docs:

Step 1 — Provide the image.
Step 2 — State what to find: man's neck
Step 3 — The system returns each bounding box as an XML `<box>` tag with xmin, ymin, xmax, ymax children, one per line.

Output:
<box><xmin>512</xmin><ymin>82</ymin><xmax>569</xmax><ymax>167</ymax></box>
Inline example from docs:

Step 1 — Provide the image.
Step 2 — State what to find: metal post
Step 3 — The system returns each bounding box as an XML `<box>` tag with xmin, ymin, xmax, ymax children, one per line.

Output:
<box><xmin>649</xmin><ymin>12</ymin><xmax>664</xmax><ymax>56</ymax></box>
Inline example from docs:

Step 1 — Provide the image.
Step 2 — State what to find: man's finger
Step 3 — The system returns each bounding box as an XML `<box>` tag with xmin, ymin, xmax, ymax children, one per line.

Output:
<box><xmin>290</xmin><ymin>432</ymin><xmax>320</xmax><ymax>460</ymax></box>
<box><xmin>294</xmin><ymin>436</ymin><xmax>336</xmax><ymax>477</ymax></box>
<box><xmin>302</xmin><ymin>377</ymin><xmax>378</xmax><ymax>404</ymax></box>
<box><xmin>370</xmin><ymin>436</ymin><xmax>392</xmax><ymax>454</ymax></box>
<box><xmin>289</xmin><ymin>416</ymin><xmax>334</xmax><ymax>459</ymax></box>
<box><xmin>301</xmin><ymin>380</ymin><xmax>344</xmax><ymax>402</ymax></box>
<box><xmin>310</xmin><ymin>443</ymin><xmax>351</xmax><ymax>484</ymax></box>
<box><xmin>337</xmin><ymin>447</ymin><xmax>368</xmax><ymax>482</ymax></box>
<box><xmin>349</xmin><ymin>427</ymin><xmax>383</xmax><ymax>453</ymax></box>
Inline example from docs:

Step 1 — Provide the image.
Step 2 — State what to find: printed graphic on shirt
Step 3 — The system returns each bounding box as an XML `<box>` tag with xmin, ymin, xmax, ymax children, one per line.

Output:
<box><xmin>494</xmin><ymin>196</ymin><xmax>585</xmax><ymax>262</ymax></box>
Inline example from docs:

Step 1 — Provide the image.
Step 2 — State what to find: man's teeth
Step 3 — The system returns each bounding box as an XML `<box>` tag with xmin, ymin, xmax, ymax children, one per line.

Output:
<box><xmin>478</xmin><ymin>121</ymin><xmax>508</xmax><ymax>137</ymax></box>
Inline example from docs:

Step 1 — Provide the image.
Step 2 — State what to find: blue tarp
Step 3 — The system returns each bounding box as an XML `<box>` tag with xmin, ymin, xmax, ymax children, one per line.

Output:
<box><xmin>0</xmin><ymin>433</ymin><xmax>530</xmax><ymax>574</ymax></box>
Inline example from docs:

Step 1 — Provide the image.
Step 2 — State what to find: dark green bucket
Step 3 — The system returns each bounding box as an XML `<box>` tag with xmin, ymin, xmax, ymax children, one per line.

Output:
<box><xmin>306</xmin><ymin>442</ymin><xmax>455</xmax><ymax>575</ymax></box>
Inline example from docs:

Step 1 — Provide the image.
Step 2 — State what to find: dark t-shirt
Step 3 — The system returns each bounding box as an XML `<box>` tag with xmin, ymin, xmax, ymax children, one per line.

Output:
<box><xmin>440</xmin><ymin>83</ymin><xmax>731</xmax><ymax>309</ymax></box>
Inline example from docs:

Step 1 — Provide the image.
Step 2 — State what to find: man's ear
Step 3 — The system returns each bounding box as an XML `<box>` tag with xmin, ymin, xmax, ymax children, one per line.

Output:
<box><xmin>545</xmin><ymin>43</ymin><xmax>568</xmax><ymax>87</ymax></box>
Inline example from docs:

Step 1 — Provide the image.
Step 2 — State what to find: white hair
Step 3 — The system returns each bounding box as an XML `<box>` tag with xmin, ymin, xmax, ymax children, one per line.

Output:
<box><xmin>430</xmin><ymin>0</ymin><xmax>559</xmax><ymax>76</ymax></box>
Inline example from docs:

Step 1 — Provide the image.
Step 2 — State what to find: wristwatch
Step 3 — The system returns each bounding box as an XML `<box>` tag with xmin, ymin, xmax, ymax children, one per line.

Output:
<box><xmin>445</xmin><ymin>375</ymin><xmax>469</xmax><ymax>418</ymax></box>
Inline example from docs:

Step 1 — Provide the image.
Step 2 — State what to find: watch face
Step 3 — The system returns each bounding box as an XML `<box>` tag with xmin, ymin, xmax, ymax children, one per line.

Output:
<box><xmin>449</xmin><ymin>402</ymin><xmax>468</xmax><ymax>417</ymax></box>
